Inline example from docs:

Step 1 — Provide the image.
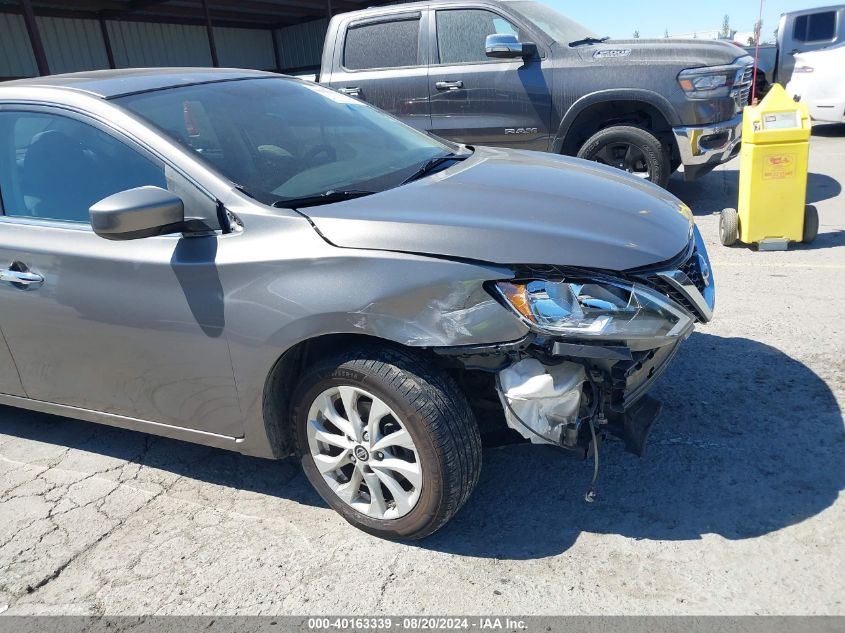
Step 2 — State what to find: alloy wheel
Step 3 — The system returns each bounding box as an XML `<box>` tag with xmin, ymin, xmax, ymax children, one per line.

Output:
<box><xmin>306</xmin><ymin>386</ymin><xmax>422</xmax><ymax>520</ymax></box>
<box><xmin>592</xmin><ymin>142</ymin><xmax>651</xmax><ymax>179</ymax></box>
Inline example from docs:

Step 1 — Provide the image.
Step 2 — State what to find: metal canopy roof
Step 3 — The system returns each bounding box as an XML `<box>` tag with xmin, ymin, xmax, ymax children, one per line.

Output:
<box><xmin>1</xmin><ymin>0</ymin><xmax>396</xmax><ymax>78</ymax></box>
<box><xmin>0</xmin><ymin>0</ymin><xmax>382</xmax><ymax>29</ymax></box>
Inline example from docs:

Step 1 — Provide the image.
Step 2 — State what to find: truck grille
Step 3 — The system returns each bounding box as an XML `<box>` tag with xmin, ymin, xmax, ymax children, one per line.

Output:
<box><xmin>733</xmin><ymin>64</ymin><xmax>754</xmax><ymax>112</ymax></box>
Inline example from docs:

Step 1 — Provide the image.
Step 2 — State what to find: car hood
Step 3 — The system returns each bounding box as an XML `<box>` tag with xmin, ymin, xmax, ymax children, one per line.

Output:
<box><xmin>299</xmin><ymin>147</ymin><xmax>693</xmax><ymax>271</ymax></box>
<box><xmin>574</xmin><ymin>38</ymin><xmax>747</xmax><ymax>67</ymax></box>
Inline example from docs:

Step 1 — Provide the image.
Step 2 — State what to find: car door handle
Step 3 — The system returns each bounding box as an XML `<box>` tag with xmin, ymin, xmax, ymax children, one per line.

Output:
<box><xmin>0</xmin><ymin>268</ymin><xmax>44</xmax><ymax>286</ymax></box>
<box><xmin>338</xmin><ymin>87</ymin><xmax>361</xmax><ymax>97</ymax></box>
<box><xmin>790</xmin><ymin>49</ymin><xmax>801</xmax><ymax>55</ymax></box>
<box><xmin>435</xmin><ymin>80</ymin><xmax>464</xmax><ymax>91</ymax></box>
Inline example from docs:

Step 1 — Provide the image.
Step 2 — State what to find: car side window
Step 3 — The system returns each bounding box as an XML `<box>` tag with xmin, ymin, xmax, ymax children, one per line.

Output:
<box><xmin>793</xmin><ymin>11</ymin><xmax>837</xmax><ymax>43</ymax></box>
<box><xmin>0</xmin><ymin>111</ymin><xmax>167</xmax><ymax>224</ymax></box>
<box><xmin>344</xmin><ymin>17</ymin><xmax>421</xmax><ymax>71</ymax></box>
<box><xmin>436</xmin><ymin>9</ymin><xmax>521</xmax><ymax>64</ymax></box>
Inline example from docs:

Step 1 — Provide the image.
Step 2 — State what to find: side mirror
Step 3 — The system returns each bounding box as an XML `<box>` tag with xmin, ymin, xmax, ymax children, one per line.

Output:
<box><xmin>485</xmin><ymin>33</ymin><xmax>535</xmax><ymax>59</ymax></box>
<box><xmin>90</xmin><ymin>186</ymin><xmax>185</xmax><ymax>241</ymax></box>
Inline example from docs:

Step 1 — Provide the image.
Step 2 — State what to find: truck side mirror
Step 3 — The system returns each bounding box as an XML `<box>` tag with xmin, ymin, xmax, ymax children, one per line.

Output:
<box><xmin>90</xmin><ymin>186</ymin><xmax>185</xmax><ymax>241</ymax></box>
<box><xmin>485</xmin><ymin>34</ymin><xmax>535</xmax><ymax>59</ymax></box>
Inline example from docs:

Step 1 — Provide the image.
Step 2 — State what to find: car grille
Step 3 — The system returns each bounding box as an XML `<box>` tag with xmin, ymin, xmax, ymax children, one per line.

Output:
<box><xmin>680</xmin><ymin>247</ymin><xmax>708</xmax><ymax>294</ymax></box>
<box><xmin>648</xmin><ymin>277</ymin><xmax>700</xmax><ymax>320</ymax></box>
<box><xmin>642</xmin><ymin>248</ymin><xmax>709</xmax><ymax>322</ymax></box>
<box><xmin>733</xmin><ymin>64</ymin><xmax>754</xmax><ymax>112</ymax></box>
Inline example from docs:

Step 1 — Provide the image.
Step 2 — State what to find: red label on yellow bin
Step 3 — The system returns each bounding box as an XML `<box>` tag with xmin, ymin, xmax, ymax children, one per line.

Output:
<box><xmin>762</xmin><ymin>153</ymin><xmax>796</xmax><ymax>180</ymax></box>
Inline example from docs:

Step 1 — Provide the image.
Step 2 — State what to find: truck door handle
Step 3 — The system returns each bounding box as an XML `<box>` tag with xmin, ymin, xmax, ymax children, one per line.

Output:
<box><xmin>435</xmin><ymin>80</ymin><xmax>464</xmax><ymax>91</ymax></box>
<box><xmin>789</xmin><ymin>49</ymin><xmax>800</xmax><ymax>55</ymax></box>
<box><xmin>0</xmin><ymin>268</ymin><xmax>44</xmax><ymax>286</ymax></box>
<box><xmin>338</xmin><ymin>87</ymin><xmax>361</xmax><ymax>97</ymax></box>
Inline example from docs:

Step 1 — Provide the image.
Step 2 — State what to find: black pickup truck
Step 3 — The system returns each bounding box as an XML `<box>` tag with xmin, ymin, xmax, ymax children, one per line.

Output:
<box><xmin>319</xmin><ymin>0</ymin><xmax>754</xmax><ymax>188</ymax></box>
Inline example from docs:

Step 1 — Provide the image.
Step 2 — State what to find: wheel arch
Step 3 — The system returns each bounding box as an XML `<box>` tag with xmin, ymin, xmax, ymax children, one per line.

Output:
<box><xmin>229</xmin><ymin>255</ymin><xmax>527</xmax><ymax>460</ymax></box>
<box><xmin>260</xmin><ymin>332</ymin><xmax>444</xmax><ymax>460</ymax></box>
<box><xmin>553</xmin><ymin>90</ymin><xmax>681</xmax><ymax>157</ymax></box>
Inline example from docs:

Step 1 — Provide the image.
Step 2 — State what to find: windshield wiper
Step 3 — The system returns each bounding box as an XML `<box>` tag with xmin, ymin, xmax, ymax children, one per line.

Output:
<box><xmin>272</xmin><ymin>189</ymin><xmax>376</xmax><ymax>209</ymax></box>
<box><xmin>569</xmin><ymin>36</ymin><xmax>610</xmax><ymax>47</ymax></box>
<box><xmin>402</xmin><ymin>153</ymin><xmax>468</xmax><ymax>185</ymax></box>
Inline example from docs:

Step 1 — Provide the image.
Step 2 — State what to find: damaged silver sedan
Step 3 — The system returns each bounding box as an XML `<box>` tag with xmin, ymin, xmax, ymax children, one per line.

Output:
<box><xmin>0</xmin><ymin>69</ymin><xmax>714</xmax><ymax>539</ymax></box>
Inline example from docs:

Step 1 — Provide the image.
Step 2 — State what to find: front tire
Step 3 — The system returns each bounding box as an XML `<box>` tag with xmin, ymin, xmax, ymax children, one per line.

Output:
<box><xmin>577</xmin><ymin>125</ymin><xmax>671</xmax><ymax>188</ymax></box>
<box><xmin>292</xmin><ymin>345</ymin><xmax>481</xmax><ymax>540</ymax></box>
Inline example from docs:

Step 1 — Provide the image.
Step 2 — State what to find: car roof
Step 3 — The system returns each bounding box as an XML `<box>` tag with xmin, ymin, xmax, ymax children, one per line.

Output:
<box><xmin>0</xmin><ymin>68</ymin><xmax>277</xmax><ymax>99</ymax></box>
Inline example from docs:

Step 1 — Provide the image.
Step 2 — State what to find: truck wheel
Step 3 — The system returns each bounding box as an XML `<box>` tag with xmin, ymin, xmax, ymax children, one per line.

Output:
<box><xmin>291</xmin><ymin>345</ymin><xmax>481</xmax><ymax>540</ymax></box>
<box><xmin>803</xmin><ymin>205</ymin><xmax>819</xmax><ymax>243</ymax></box>
<box><xmin>577</xmin><ymin>125</ymin><xmax>671</xmax><ymax>188</ymax></box>
<box><xmin>719</xmin><ymin>208</ymin><xmax>739</xmax><ymax>246</ymax></box>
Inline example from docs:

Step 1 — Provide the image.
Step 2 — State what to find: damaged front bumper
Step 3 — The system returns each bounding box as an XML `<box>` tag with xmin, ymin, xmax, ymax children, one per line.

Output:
<box><xmin>495</xmin><ymin>332</ymin><xmax>687</xmax><ymax>458</ymax></box>
<box><xmin>436</xmin><ymin>230</ymin><xmax>714</xmax><ymax>459</ymax></box>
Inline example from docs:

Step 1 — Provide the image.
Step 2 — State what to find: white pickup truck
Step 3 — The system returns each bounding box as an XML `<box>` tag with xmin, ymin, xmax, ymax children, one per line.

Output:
<box><xmin>748</xmin><ymin>4</ymin><xmax>845</xmax><ymax>90</ymax></box>
<box><xmin>787</xmin><ymin>42</ymin><xmax>845</xmax><ymax>123</ymax></box>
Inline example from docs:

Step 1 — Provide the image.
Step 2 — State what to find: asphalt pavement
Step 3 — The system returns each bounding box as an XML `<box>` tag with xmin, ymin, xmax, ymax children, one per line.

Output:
<box><xmin>1</xmin><ymin>125</ymin><xmax>843</xmax><ymax>616</ymax></box>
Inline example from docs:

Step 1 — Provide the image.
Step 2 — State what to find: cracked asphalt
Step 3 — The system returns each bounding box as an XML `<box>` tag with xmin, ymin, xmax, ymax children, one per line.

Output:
<box><xmin>1</xmin><ymin>127</ymin><xmax>843</xmax><ymax>616</ymax></box>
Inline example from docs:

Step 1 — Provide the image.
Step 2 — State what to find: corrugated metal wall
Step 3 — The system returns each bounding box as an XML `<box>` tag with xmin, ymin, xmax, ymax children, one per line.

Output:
<box><xmin>1</xmin><ymin>11</ymin><xmax>331</xmax><ymax>79</ymax></box>
<box><xmin>106</xmin><ymin>20</ymin><xmax>213</xmax><ymax>68</ymax></box>
<box><xmin>275</xmin><ymin>18</ymin><xmax>327</xmax><ymax>71</ymax></box>
<box><xmin>37</xmin><ymin>17</ymin><xmax>109</xmax><ymax>74</ymax></box>
<box><xmin>215</xmin><ymin>26</ymin><xmax>276</xmax><ymax>70</ymax></box>
<box><xmin>0</xmin><ymin>13</ymin><xmax>37</xmax><ymax>78</ymax></box>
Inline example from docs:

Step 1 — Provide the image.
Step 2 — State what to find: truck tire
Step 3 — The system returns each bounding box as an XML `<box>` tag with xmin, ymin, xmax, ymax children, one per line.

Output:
<box><xmin>803</xmin><ymin>205</ymin><xmax>819</xmax><ymax>243</ymax></box>
<box><xmin>577</xmin><ymin>125</ymin><xmax>671</xmax><ymax>188</ymax></box>
<box><xmin>292</xmin><ymin>345</ymin><xmax>482</xmax><ymax>540</ymax></box>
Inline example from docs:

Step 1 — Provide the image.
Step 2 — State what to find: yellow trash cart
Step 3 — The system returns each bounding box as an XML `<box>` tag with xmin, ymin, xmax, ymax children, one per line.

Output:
<box><xmin>720</xmin><ymin>84</ymin><xmax>818</xmax><ymax>250</ymax></box>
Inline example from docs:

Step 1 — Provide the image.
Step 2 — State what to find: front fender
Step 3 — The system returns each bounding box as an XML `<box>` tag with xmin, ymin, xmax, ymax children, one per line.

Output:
<box><xmin>551</xmin><ymin>89</ymin><xmax>682</xmax><ymax>154</ymax></box>
<box><xmin>220</xmin><ymin>234</ymin><xmax>528</xmax><ymax>457</ymax></box>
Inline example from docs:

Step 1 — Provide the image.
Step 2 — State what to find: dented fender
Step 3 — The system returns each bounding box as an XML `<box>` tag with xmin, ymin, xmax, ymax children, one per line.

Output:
<box><xmin>211</xmin><ymin>211</ymin><xmax>529</xmax><ymax>456</ymax></box>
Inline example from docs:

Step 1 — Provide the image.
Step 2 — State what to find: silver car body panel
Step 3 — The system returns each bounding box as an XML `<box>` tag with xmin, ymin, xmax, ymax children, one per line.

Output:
<box><xmin>0</xmin><ymin>325</ymin><xmax>25</xmax><ymax>396</ymax></box>
<box><xmin>0</xmin><ymin>71</ymin><xmax>706</xmax><ymax>459</ymax></box>
<box><xmin>0</xmin><ymin>74</ymin><xmax>532</xmax><ymax>457</ymax></box>
<box><xmin>302</xmin><ymin>146</ymin><xmax>693</xmax><ymax>271</ymax></box>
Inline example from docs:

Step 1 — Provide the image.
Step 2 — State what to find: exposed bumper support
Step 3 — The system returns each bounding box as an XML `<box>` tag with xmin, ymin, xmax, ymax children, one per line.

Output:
<box><xmin>672</xmin><ymin>113</ymin><xmax>743</xmax><ymax>181</ymax></box>
<box><xmin>605</xmin><ymin>394</ymin><xmax>663</xmax><ymax>457</ymax></box>
<box><xmin>488</xmin><ymin>332</ymin><xmax>687</xmax><ymax>457</ymax></box>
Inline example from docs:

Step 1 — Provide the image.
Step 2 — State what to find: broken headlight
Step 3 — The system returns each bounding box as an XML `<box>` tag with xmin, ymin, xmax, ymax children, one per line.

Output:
<box><xmin>495</xmin><ymin>278</ymin><xmax>692</xmax><ymax>341</ymax></box>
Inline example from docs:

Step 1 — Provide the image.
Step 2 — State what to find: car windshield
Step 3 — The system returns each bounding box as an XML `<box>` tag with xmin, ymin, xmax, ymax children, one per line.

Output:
<box><xmin>115</xmin><ymin>77</ymin><xmax>457</xmax><ymax>206</ymax></box>
<box><xmin>508</xmin><ymin>1</ymin><xmax>598</xmax><ymax>44</ymax></box>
